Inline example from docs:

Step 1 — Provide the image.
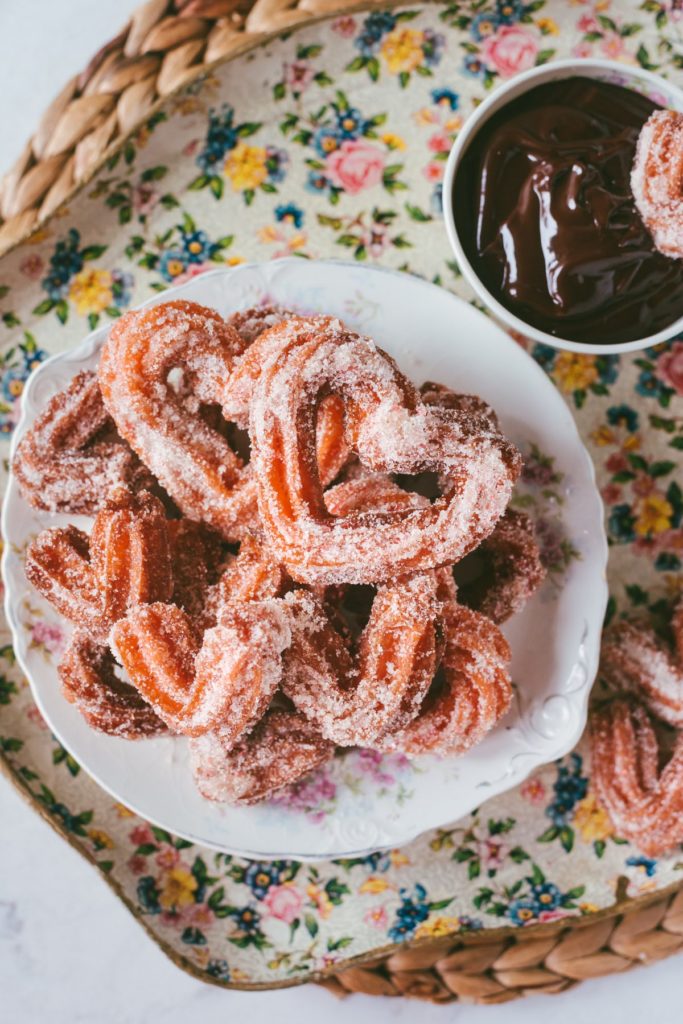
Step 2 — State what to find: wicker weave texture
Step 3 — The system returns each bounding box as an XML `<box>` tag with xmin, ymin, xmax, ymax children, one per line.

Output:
<box><xmin>0</xmin><ymin>0</ymin><xmax>383</xmax><ymax>253</ymax></box>
<box><xmin>320</xmin><ymin>889</ymin><xmax>683</xmax><ymax>1003</ymax></box>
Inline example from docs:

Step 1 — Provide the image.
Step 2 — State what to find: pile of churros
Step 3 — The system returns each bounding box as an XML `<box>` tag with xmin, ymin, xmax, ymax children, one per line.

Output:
<box><xmin>15</xmin><ymin>300</ymin><xmax>546</xmax><ymax>805</ymax></box>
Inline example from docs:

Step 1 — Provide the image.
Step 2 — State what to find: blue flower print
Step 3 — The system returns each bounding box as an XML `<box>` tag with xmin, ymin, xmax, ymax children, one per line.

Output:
<box><xmin>354</xmin><ymin>11</ymin><xmax>396</xmax><ymax>55</ymax></box>
<box><xmin>545</xmin><ymin>754</ymin><xmax>588</xmax><ymax>828</ymax></box>
<box><xmin>496</xmin><ymin>0</ymin><xmax>526</xmax><ymax>23</ymax></box>
<box><xmin>464</xmin><ymin>53</ymin><xmax>487</xmax><ymax>78</ymax></box>
<box><xmin>244</xmin><ymin>861</ymin><xmax>290</xmax><ymax>899</ymax></box>
<box><xmin>41</xmin><ymin>229</ymin><xmax>84</xmax><ymax>301</ymax></box>
<box><xmin>388</xmin><ymin>884</ymin><xmax>431</xmax><ymax>942</ymax></box>
<box><xmin>182</xmin><ymin>230</ymin><xmax>214</xmax><ymax>263</ymax></box>
<box><xmin>159</xmin><ymin>249</ymin><xmax>189</xmax><ymax>282</ymax></box>
<box><xmin>431</xmin><ymin>87</ymin><xmax>459</xmax><ymax>110</ymax></box>
<box><xmin>230</xmin><ymin>904</ymin><xmax>261</xmax><ymax>933</ymax></box>
<box><xmin>531</xmin><ymin>882</ymin><xmax>562</xmax><ymax>911</ymax></box>
<box><xmin>609</xmin><ymin>504</ymin><xmax>636</xmax><ymax>544</ymax></box>
<box><xmin>275</xmin><ymin>203</ymin><xmax>304</xmax><ymax>228</ymax></box>
<box><xmin>626</xmin><ymin>856</ymin><xmax>657</xmax><ymax>877</ymax></box>
<box><xmin>206</xmin><ymin>959</ymin><xmax>231</xmax><ymax>980</ymax></box>
<box><xmin>306</xmin><ymin>169</ymin><xmax>329</xmax><ymax>194</ymax></box>
<box><xmin>607</xmin><ymin>404</ymin><xmax>639</xmax><ymax>432</ymax></box>
<box><xmin>508</xmin><ymin>898</ymin><xmax>537</xmax><ymax>925</ymax></box>
<box><xmin>196</xmin><ymin>105</ymin><xmax>238</xmax><ymax>173</ymax></box>
<box><xmin>471</xmin><ymin>12</ymin><xmax>500</xmax><ymax>41</ymax></box>
<box><xmin>313</xmin><ymin>125</ymin><xmax>343</xmax><ymax>158</ymax></box>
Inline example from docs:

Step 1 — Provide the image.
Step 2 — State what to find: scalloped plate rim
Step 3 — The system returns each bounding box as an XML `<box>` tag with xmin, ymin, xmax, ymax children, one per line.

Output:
<box><xmin>2</xmin><ymin>258</ymin><xmax>608</xmax><ymax>861</ymax></box>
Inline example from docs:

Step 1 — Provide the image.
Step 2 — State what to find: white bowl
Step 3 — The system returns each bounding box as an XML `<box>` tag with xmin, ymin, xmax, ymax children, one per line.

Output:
<box><xmin>443</xmin><ymin>58</ymin><xmax>683</xmax><ymax>356</ymax></box>
<box><xmin>2</xmin><ymin>259</ymin><xmax>608</xmax><ymax>860</ymax></box>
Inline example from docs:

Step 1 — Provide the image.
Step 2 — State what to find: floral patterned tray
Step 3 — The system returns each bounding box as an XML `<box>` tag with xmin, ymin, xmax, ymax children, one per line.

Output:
<box><xmin>1</xmin><ymin>0</ymin><xmax>682</xmax><ymax>990</ymax></box>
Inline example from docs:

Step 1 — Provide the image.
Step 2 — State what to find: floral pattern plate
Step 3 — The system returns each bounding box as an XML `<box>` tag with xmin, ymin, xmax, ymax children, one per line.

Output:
<box><xmin>3</xmin><ymin>259</ymin><xmax>607</xmax><ymax>860</ymax></box>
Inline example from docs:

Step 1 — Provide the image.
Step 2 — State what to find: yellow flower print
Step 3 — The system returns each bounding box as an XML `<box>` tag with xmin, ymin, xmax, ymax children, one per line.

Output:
<box><xmin>159</xmin><ymin>866</ymin><xmax>198</xmax><ymax>910</ymax></box>
<box><xmin>359</xmin><ymin>876</ymin><xmax>390</xmax><ymax>894</ymax></box>
<box><xmin>381</xmin><ymin>28</ymin><xmax>425</xmax><ymax>75</ymax></box>
<box><xmin>473</xmin><ymin>17</ymin><xmax>496</xmax><ymax>36</ymax></box>
<box><xmin>536</xmin><ymin>17</ymin><xmax>559</xmax><ymax>34</ymax></box>
<box><xmin>414</xmin><ymin>108</ymin><xmax>437</xmax><ymax>126</ymax></box>
<box><xmin>88</xmin><ymin>828</ymin><xmax>114</xmax><ymax>849</ymax></box>
<box><xmin>224</xmin><ymin>142</ymin><xmax>268</xmax><ymax>191</ymax></box>
<box><xmin>258</xmin><ymin>226</ymin><xmax>280</xmax><ymax>243</ymax></box>
<box><xmin>113</xmin><ymin>802</ymin><xmax>134</xmax><ymax>818</ymax></box>
<box><xmin>634</xmin><ymin>493</ymin><xmax>673</xmax><ymax>537</ymax></box>
<box><xmin>580</xmin><ymin>902</ymin><xmax>599</xmax><ymax>914</ymax></box>
<box><xmin>307</xmin><ymin>883</ymin><xmax>333</xmax><ymax>919</ymax></box>
<box><xmin>68</xmin><ymin>268</ymin><xmax>113</xmax><ymax>317</ymax></box>
<box><xmin>165</xmin><ymin>257</ymin><xmax>186</xmax><ymax>279</ymax></box>
<box><xmin>225</xmin><ymin>255</ymin><xmax>245</xmax><ymax>266</ymax></box>
<box><xmin>444</xmin><ymin>115</ymin><xmax>463</xmax><ymax>133</ymax></box>
<box><xmin>573</xmin><ymin>792</ymin><xmax>614</xmax><ymax>843</ymax></box>
<box><xmin>191</xmin><ymin>947</ymin><xmax>210</xmax><ymax>969</ymax></box>
<box><xmin>381</xmin><ymin>132</ymin><xmax>406</xmax><ymax>151</ymax></box>
<box><xmin>415</xmin><ymin>916</ymin><xmax>461</xmax><ymax>939</ymax></box>
<box><xmin>623</xmin><ymin>434</ymin><xmax>641</xmax><ymax>452</ymax></box>
<box><xmin>390</xmin><ymin>850</ymin><xmax>410</xmax><ymax>868</ymax></box>
<box><xmin>553</xmin><ymin>351</ymin><xmax>599</xmax><ymax>393</ymax></box>
<box><xmin>590</xmin><ymin>425</ymin><xmax>616</xmax><ymax>446</ymax></box>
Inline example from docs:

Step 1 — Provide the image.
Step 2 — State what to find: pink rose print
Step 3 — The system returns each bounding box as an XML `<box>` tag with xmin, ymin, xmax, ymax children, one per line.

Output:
<box><xmin>129</xmin><ymin>824</ymin><xmax>153</xmax><ymax>846</ymax></box>
<box><xmin>657</xmin><ymin>340</ymin><xmax>683</xmax><ymax>396</ymax></box>
<box><xmin>634</xmin><ymin>529</ymin><xmax>683</xmax><ymax>557</ymax></box>
<box><xmin>155</xmin><ymin>846</ymin><xmax>180</xmax><ymax>870</ymax></box>
<box><xmin>27</xmin><ymin>704</ymin><xmax>49</xmax><ymax>729</ymax></box>
<box><xmin>428</xmin><ymin>131</ymin><xmax>451</xmax><ymax>153</ymax></box>
<box><xmin>601</xmin><ymin>483</ymin><xmax>623</xmax><ymax>505</ymax></box>
<box><xmin>537</xmin><ymin>908</ymin><xmax>575</xmax><ymax>924</ymax></box>
<box><xmin>173</xmin><ymin>261</ymin><xmax>217</xmax><ymax>285</ymax></box>
<box><xmin>479</xmin><ymin>837</ymin><xmax>509</xmax><ymax>870</ymax></box>
<box><xmin>132</xmin><ymin>182</ymin><xmax>159</xmax><ymax>217</ymax></box>
<box><xmin>30</xmin><ymin>620</ymin><xmax>64</xmax><ymax>655</ymax></box>
<box><xmin>482</xmin><ymin>25</ymin><xmax>538</xmax><ymax>77</ymax></box>
<box><xmin>263</xmin><ymin>883</ymin><xmax>304</xmax><ymax>924</ymax></box>
<box><xmin>127</xmin><ymin>855</ymin><xmax>147</xmax><ymax>875</ymax></box>
<box><xmin>20</xmin><ymin>253</ymin><xmax>44</xmax><ymax>280</ymax></box>
<box><xmin>606</xmin><ymin>451</ymin><xmax>629</xmax><ymax>474</ymax></box>
<box><xmin>325</xmin><ymin>139</ymin><xmax>385</xmax><ymax>195</ymax></box>
<box><xmin>364</xmin><ymin>905</ymin><xmax>388</xmax><ymax>929</ymax></box>
<box><xmin>600</xmin><ymin>33</ymin><xmax>625</xmax><ymax>60</ymax></box>
<box><xmin>332</xmin><ymin>16</ymin><xmax>357</xmax><ymax>38</ymax></box>
<box><xmin>572</xmin><ymin>41</ymin><xmax>593</xmax><ymax>59</ymax></box>
<box><xmin>577</xmin><ymin>14</ymin><xmax>599</xmax><ymax>33</ymax></box>
<box><xmin>423</xmin><ymin>162</ymin><xmax>444</xmax><ymax>183</ymax></box>
<box><xmin>284</xmin><ymin>60</ymin><xmax>314</xmax><ymax>93</ymax></box>
<box><xmin>520</xmin><ymin>777</ymin><xmax>546</xmax><ymax>805</ymax></box>
<box><xmin>632</xmin><ymin>473</ymin><xmax>656</xmax><ymax>497</ymax></box>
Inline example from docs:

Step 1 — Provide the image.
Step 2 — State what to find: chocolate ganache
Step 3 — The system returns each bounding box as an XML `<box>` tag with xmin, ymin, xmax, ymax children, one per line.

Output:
<box><xmin>454</xmin><ymin>76</ymin><xmax>683</xmax><ymax>345</ymax></box>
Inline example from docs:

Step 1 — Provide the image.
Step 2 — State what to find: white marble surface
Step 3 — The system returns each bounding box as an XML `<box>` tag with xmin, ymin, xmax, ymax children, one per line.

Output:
<box><xmin>0</xmin><ymin>4</ymin><xmax>682</xmax><ymax>1022</ymax></box>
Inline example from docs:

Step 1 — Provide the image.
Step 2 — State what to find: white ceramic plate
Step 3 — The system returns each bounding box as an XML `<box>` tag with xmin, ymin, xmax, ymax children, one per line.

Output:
<box><xmin>2</xmin><ymin>259</ymin><xmax>608</xmax><ymax>861</ymax></box>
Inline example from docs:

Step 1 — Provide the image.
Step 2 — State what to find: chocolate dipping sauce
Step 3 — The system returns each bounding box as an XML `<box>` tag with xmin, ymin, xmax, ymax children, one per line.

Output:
<box><xmin>453</xmin><ymin>76</ymin><xmax>683</xmax><ymax>345</ymax></box>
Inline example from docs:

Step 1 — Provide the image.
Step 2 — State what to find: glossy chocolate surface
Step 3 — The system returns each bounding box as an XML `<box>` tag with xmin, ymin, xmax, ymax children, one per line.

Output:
<box><xmin>454</xmin><ymin>76</ymin><xmax>683</xmax><ymax>345</ymax></box>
